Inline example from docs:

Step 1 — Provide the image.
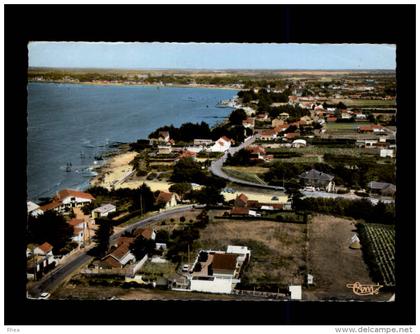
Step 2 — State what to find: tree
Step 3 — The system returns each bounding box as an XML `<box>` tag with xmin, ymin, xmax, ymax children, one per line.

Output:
<box><xmin>169</xmin><ymin>182</ymin><xmax>192</xmax><ymax>199</ymax></box>
<box><xmin>225</xmin><ymin>148</ymin><xmax>253</xmax><ymax>166</ymax></box>
<box><xmin>171</xmin><ymin>158</ymin><xmax>206</xmax><ymax>183</ymax></box>
<box><xmin>130</xmin><ymin>236</ymin><xmax>156</xmax><ymax>260</ymax></box>
<box><xmin>155</xmin><ymin>230</ymin><xmax>170</xmax><ymax>243</ymax></box>
<box><xmin>229</xmin><ymin>109</ymin><xmax>247</xmax><ymax>125</ymax></box>
<box><xmin>92</xmin><ymin>218</ymin><xmax>114</xmax><ymax>257</ymax></box>
<box><xmin>27</xmin><ymin>211</ymin><xmax>73</xmax><ymax>252</ymax></box>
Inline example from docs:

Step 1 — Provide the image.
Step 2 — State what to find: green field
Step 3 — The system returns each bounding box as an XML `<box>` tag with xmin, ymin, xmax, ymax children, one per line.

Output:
<box><xmin>358</xmin><ymin>223</ymin><xmax>395</xmax><ymax>287</ymax></box>
<box><xmin>328</xmin><ymin>99</ymin><xmax>396</xmax><ymax>107</ymax></box>
<box><xmin>222</xmin><ymin>167</ymin><xmax>267</xmax><ymax>184</ymax></box>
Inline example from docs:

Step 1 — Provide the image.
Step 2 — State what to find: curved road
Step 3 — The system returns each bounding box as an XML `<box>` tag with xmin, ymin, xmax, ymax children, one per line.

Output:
<box><xmin>209</xmin><ymin>135</ymin><xmax>286</xmax><ymax>191</ymax></box>
<box><xmin>27</xmin><ymin>205</ymin><xmax>195</xmax><ymax>298</ymax></box>
<box><xmin>209</xmin><ymin>136</ymin><xmax>394</xmax><ymax>204</ymax></box>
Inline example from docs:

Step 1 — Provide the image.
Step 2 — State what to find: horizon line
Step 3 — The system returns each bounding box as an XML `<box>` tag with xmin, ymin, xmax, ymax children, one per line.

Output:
<box><xmin>29</xmin><ymin>66</ymin><xmax>396</xmax><ymax>72</ymax></box>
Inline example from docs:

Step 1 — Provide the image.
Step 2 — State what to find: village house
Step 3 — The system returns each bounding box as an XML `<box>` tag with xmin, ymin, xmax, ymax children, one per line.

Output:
<box><xmin>274</xmin><ymin>124</ymin><xmax>289</xmax><ymax>134</ymax></box>
<box><xmin>367</xmin><ymin>181</ymin><xmax>396</xmax><ymax>197</ymax></box>
<box><xmin>68</xmin><ymin>218</ymin><xmax>86</xmax><ymax>244</ymax></box>
<box><xmin>98</xmin><ymin>236</ymin><xmax>138</xmax><ymax>269</ymax></box>
<box><xmin>133</xmin><ymin>227</ymin><xmax>156</xmax><ymax>240</ymax></box>
<box><xmin>279</xmin><ymin>112</ymin><xmax>290</xmax><ymax>120</ymax></box>
<box><xmin>229</xmin><ymin>207</ymin><xmax>258</xmax><ymax>217</ymax></box>
<box><xmin>358</xmin><ymin>124</ymin><xmax>386</xmax><ymax>134</ymax></box>
<box><xmin>92</xmin><ymin>203</ymin><xmax>117</xmax><ymax>218</ymax></box>
<box><xmin>156</xmin><ymin>191</ymin><xmax>180</xmax><ymax>209</ymax></box>
<box><xmin>27</xmin><ymin>201</ymin><xmax>43</xmax><ymax>217</ymax></box>
<box><xmin>34</xmin><ymin>242</ymin><xmax>54</xmax><ymax>257</ymax></box>
<box><xmin>259</xmin><ymin>129</ymin><xmax>278</xmax><ymax>141</ymax></box>
<box><xmin>299</xmin><ymin>169</ymin><xmax>336</xmax><ymax>192</ymax></box>
<box><xmin>292</xmin><ymin>139</ymin><xmax>307</xmax><ymax>148</ymax></box>
<box><xmin>271</xmin><ymin>118</ymin><xmax>285</xmax><ymax>128</ymax></box>
<box><xmin>40</xmin><ymin>189</ymin><xmax>95</xmax><ymax>214</ymax></box>
<box><xmin>234</xmin><ymin>193</ymin><xmax>248</xmax><ymax>207</ymax></box>
<box><xmin>157</xmin><ymin>145</ymin><xmax>173</xmax><ymax>155</ymax></box>
<box><xmin>380</xmin><ymin>148</ymin><xmax>395</xmax><ymax>158</ymax></box>
<box><xmin>186</xmin><ymin>246</ymin><xmax>251</xmax><ymax>294</ymax></box>
<box><xmin>284</xmin><ymin>132</ymin><xmax>299</xmax><ymax>141</ymax></box>
<box><xmin>246</xmin><ymin>145</ymin><xmax>272</xmax><ymax>161</ymax></box>
<box><xmin>194</xmin><ymin>139</ymin><xmax>213</xmax><ymax>146</ymax></box>
<box><xmin>177</xmin><ymin>150</ymin><xmax>197</xmax><ymax>161</ymax></box>
<box><xmin>210</xmin><ymin>136</ymin><xmax>232</xmax><ymax>152</ymax></box>
<box><xmin>242</xmin><ymin>117</ymin><xmax>255</xmax><ymax>128</ymax></box>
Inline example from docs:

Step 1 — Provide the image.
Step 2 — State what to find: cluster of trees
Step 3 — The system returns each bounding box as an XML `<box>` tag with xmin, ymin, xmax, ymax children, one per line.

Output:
<box><xmin>165</xmin><ymin>210</ymin><xmax>210</xmax><ymax>263</ymax></box>
<box><xmin>225</xmin><ymin>149</ymin><xmax>255</xmax><ymax>166</ymax></box>
<box><xmin>237</xmin><ymin>89</ymin><xmax>289</xmax><ymax>105</ymax></box>
<box><xmin>265</xmin><ymin>158</ymin><xmax>395</xmax><ymax>189</ymax></box>
<box><xmin>294</xmin><ymin>197</ymin><xmax>395</xmax><ymax>225</ymax></box>
<box><xmin>91</xmin><ymin>218</ymin><xmax>114</xmax><ymax>257</ymax></box>
<box><xmin>26</xmin><ymin>211</ymin><xmax>74</xmax><ymax>254</ymax></box>
<box><xmin>148</xmin><ymin>122</ymin><xmax>212</xmax><ymax>143</ymax></box>
<box><xmin>170</xmin><ymin>158</ymin><xmax>226</xmax><ymax>205</ymax></box>
<box><xmin>86</xmin><ymin>184</ymin><xmax>157</xmax><ymax>214</ymax></box>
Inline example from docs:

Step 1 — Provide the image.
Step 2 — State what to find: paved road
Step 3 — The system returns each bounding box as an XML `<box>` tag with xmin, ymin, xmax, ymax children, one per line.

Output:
<box><xmin>209</xmin><ymin>136</ymin><xmax>286</xmax><ymax>191</ymax></box>
<box><xmin>27</xmin><ymin>205</ymin><xmax>195</xmax><ymax>299</ymax></box>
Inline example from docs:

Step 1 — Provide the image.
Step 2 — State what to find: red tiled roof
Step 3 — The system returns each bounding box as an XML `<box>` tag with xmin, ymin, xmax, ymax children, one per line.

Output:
<box><xmin>285</xmin><ymin>132</ymin><xmax>299</xmax><ymax>139</ymax></box>
<box><xmin>56</xmin><ymin>189</ymin><xmax>95</xmax><ymax>201</ymax></box>
<box><xmin>179</xmin><ymin>150</ymin><xmax>197</xmax><ymax>159</ymax></box>
<box><xmin>134</xmin><ymin>227</ymin><xmax>154</xmax><ymax>240</ymax></box>
<box><xmin>100</xmin><ymin>256</ymin><xmax>121</xmax><ymax>268</ymax></box>
<box><xmin>230</xmin><ymin>207</ymin><xmax>250</xmax><ymax>215</ymax></box>
<box><xmin>237</xmin><ymin>193</ymin><xmax>248</xmax><ymax>203</ymax></box>
<box><xmin>246</xmin><ymin>145</ymin><xmax>266</xmax><ymax>154</ymax></box>
<box><xmin>117</xmin><ymin>236</ymin><xmax>135</xmax><ymax>246</ymax></box>
<box><xmin>212</xmin><ymin>253</ymin><xmax>237</xmax><ymax>271</ymax></box>
<box><xmin>220</xmin><ymin>136</ymin><xmax>231</xmax><ymax>142</ymax></box>
<box><xmin>261</xmin><ymin>129</ymin><xmax>277</xmax><ymax>136</ymax></box>
<box><xmin>156</xmin><ymin>191</ymin><xmax>175</xmax><ymax>204</ymax></box>
<box><xmin>246</xmin><ymin>200</ymin><xmax>260</xmax><ymax>208</ymax></box>
<box><xmin>39</xmin><ymin>201</ymin><xmax>62</xmax><ymax>212</ymax></box>
<box><xmin>37</xmin><ymin>242</ymin><xmax>53</xmax><ymax>253</ymax></box>
<box><xmin>110</xmin><ymin>243</ymin><xmax>131</xmax><ymax>261</ymax></box>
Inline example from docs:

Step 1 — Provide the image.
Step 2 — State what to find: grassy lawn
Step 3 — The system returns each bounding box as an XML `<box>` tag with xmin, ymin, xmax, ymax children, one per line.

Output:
<box><xmin>139</xmin><ymin>261</ymin><xmax>178</xmax><ymax>280</ymax></box>
<box><xmin>222</xmin><ymin>166</ymin><xmax>267</xmax><ymax>185</ymax></box>
<box><xmin>328</xmin><ymin>99</ymin><xmax>396</xmax><ymax>107</ymax></box>
<box><xmin>265</xmin><ymin>146</ymin><xmax>375</xmax><ymax>158</ymax></box>
<box><xmin>325</xmin><ymin>121</ymin><xmax>371</xmax><ymax>131</ymax></box>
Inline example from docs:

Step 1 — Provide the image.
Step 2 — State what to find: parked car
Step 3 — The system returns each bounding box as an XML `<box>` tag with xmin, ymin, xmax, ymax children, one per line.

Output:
<box><xmin>303</xmin><ymin>186</ymin><xmax>316</xmax><ymax>192</ymax></box>
<box><xmin>182</xmin><ymin>264</ymin><xmax>190</xmax><ymax>272</ymax></box>
<box><xmin>271</xmin><ymin>196</ymin><xmax>279</xmax><ymax>201</ymax></box>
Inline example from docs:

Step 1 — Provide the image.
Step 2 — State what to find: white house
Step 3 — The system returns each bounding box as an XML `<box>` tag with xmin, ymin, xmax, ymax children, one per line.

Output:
<box><xmin>156</xmin><ymin>191</ymin><xmax>180</xmax><ymax>209</ymax></box>
<box><xmin>34</xmin><ymin>242</ymin><xmax>54</xmax><ymax>257</ymax></box>
<box><xmin>40</xmin><ymin>189</ymin><xmax>95</xmax><ymax>213</ymax></box>
<box><xmin>193</xmin><ymin>139</ymin><xmax>213</xmax><ymax>146</ymax></box>
<box><xmin>292</xmin><ymin>139</ymin><xmax>307</xmax><ymax>148</ymax></box>
<box><xmin>92</xmin><ymin>203</ymin><xmax>117</xmax><ymax>218</ymax></box>
<box><xmin>380</xmin><ymin>149</ymin><xmax>394</xmax><ymax>158</ymax></box>
<box><xmin>226</xmin><ymin>245</ymin><xmax>251</xmax><ymax>264</ymax></box>
<box><xmin>210</xmin><ymin>136</ymin><xmax>232</xmax><ymax>152</ymax></box>
<box><xmin>27</xmin><ymin>201</ymin><xmax>43</xmax><ymax>217</ymax></box>
<box><xmin>68</xmin><ymin>218</ymin><xmax>86</xmax><ymax>244</ymax></box>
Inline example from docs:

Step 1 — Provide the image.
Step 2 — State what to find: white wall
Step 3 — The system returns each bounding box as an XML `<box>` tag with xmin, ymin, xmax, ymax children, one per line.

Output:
<box><xmin>190</xmin><ymin>277</ymin><xmax>233</xmax><ymax>294</ymax></box>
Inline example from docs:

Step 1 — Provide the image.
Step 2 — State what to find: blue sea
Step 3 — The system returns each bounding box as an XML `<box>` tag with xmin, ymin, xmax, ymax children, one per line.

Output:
<box><xmin>27</xmin><ymin>83</ymin><xmax>236</xmax><ymax>201</ymax></box>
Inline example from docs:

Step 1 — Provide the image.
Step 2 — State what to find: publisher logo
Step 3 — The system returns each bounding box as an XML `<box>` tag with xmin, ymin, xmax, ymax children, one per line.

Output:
<box><xmin>346</xmin><ymin>282</ymin><xmax>383</xmax><ymax>296</ymax></box>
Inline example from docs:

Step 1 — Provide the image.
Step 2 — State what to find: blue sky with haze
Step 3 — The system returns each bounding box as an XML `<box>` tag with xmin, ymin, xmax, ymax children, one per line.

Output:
<box><xmin>28</xmin><ymin>42</ymin><xmax>396</xmax><ymax>70</ymax></box>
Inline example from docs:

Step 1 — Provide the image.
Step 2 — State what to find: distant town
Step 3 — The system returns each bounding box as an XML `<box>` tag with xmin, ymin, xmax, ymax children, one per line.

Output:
<box><xmin>27</xmin><ymin>69</ymin><xmax>396</xmax><ymax>301</ymax></box>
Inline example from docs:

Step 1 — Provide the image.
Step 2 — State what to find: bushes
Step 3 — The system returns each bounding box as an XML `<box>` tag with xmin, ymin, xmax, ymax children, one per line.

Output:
<box><xmin>296</xmin><ymin>197</ymin><xmax>395</xmax><ymax>225</ymax></box>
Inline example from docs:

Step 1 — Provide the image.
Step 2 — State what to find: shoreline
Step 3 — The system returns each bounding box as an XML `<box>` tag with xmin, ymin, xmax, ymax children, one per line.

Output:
<box><xmin>28</xmin><ymin>80</ymin><xmax>241</xmax><ymax>91</ymax></box>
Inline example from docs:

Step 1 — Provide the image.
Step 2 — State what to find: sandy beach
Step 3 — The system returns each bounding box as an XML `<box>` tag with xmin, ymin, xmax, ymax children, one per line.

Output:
<box><xmin>90</xmin><ymin>151</ymin><xmax>138</xmax><ymax>189</ymax></box>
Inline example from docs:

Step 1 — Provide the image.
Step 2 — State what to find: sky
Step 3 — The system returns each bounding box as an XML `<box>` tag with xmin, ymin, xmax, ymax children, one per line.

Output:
<box><xmin>28</xmin><ymin>42</ymin><xmax>396</xmax><ymax>70</ymax></box>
